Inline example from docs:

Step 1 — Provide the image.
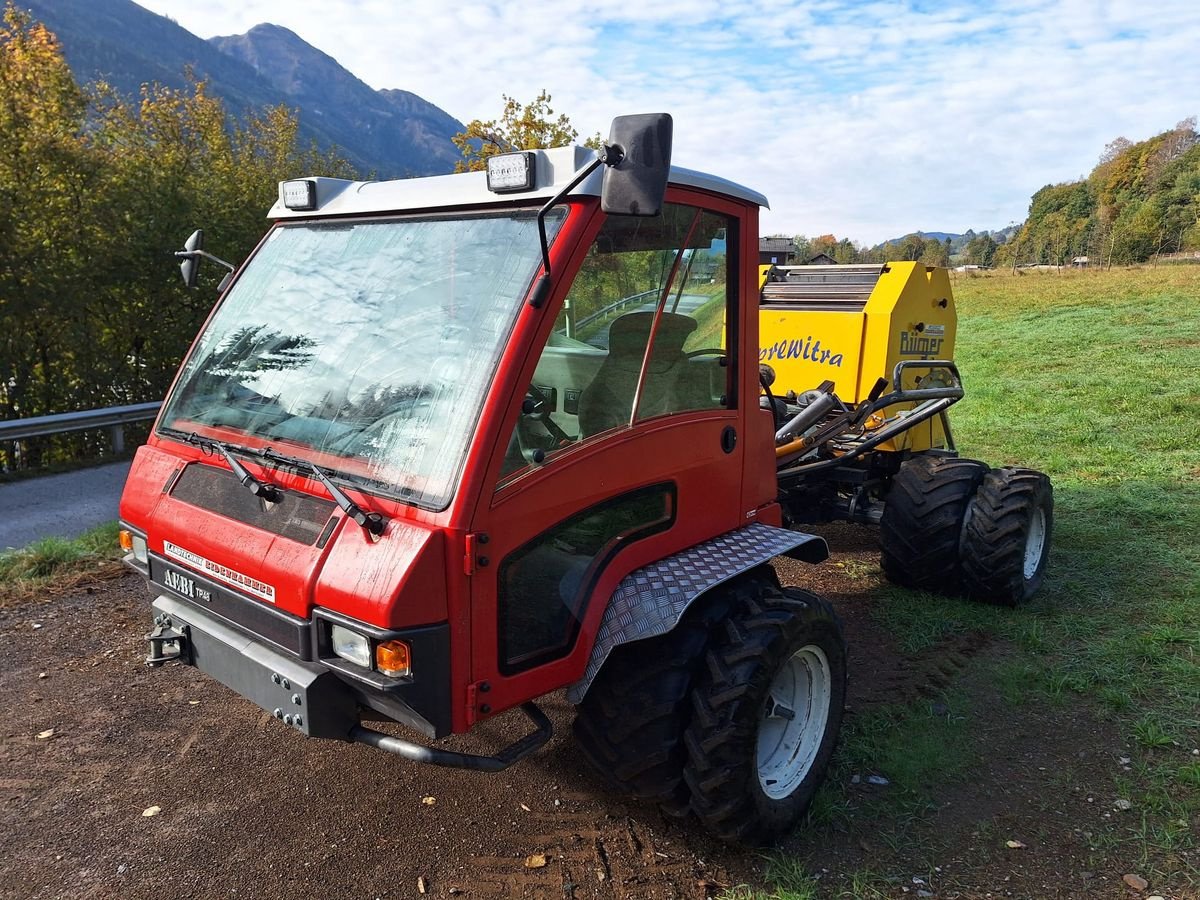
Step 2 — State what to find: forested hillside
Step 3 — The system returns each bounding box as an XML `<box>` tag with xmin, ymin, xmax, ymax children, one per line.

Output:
<box><xmin>997</xmin><ymin>118</ymin><xmax>1199</xmax><ymax>267</ymax></box>
<box><xmin>0</xmin><ymin>6</ymin><xmax>356</xmax><ymax>468</ymax></box>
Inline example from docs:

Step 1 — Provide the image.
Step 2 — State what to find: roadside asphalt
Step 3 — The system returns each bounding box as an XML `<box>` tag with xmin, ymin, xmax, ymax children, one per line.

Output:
<box><xmin>0</xmin><ymin>460</ymin><xmax>132</xmax><ymax>551</ymax></box>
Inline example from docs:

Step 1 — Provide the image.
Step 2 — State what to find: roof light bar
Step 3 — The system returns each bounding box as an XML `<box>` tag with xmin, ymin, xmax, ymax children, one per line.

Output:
<box><xmin>282</xmin><ymin>179</ymin><xmax>317</xmax><ymax>210</ymax></box>
<box><xmin>486</xmin><ymin>152</ymin><xmax>536</xmax><ymax>193</ymax></box>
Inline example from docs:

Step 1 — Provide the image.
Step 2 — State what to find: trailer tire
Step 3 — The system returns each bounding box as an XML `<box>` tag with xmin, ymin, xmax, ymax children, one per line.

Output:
<box><xmin>879</xmin><ymin>455</ymin><xmax>990</xmax><ymax>594</ymax></box>
<box><xmin>682</xmin><ymin>581</ymin><xmax>846</xmax><ymax>844</ymax></box>
<box><xmin>960</xmin><ymin>467</ymin><xmax>1053</xmax><ymax>606</ymax></box>
<box><xmin>572</xmin><ymin>584</ymin><xmax>739</xmax><ymax>818</ymax></box>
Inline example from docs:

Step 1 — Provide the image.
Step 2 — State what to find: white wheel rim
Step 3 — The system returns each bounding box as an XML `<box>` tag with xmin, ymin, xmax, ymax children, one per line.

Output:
<box><xmin>756</xmin><ymin>644</ymin><xmax>832</xmax><ymax>800</ymax></box>
<box><xmin>1023</xmin><ymin>507</ymin><xmax>1047</xmax><ymax>580</ymax></box>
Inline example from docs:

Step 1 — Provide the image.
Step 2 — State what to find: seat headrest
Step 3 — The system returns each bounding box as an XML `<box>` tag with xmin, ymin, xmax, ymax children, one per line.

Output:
<box><xmin>608</xmin><ymin>311</ymin><xmax>697</xmax><ymax>357</ymax></box>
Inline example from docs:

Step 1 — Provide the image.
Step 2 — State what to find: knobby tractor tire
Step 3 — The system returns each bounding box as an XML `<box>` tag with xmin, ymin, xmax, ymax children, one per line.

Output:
<box><xmin>682</xmin><ymin>579</ymin><xmax>846</xmax><ymax>845</ymax></box>
<box><xmin>572</xmin><ymin>586</ymin><xmax>738</xmax><ymax>818</ymax></box>
<box><xmin>879</xmin><ymin>455</ymin><xmax>990</xmax><ymax>594</ymax></box>
<box><xmin>961</xmin><ymin>467</ymin><xmax>1053</xmax><ymax>606</ymax></box>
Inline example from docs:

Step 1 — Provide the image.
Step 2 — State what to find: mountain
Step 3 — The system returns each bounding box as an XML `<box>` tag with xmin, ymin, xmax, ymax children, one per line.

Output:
<box><xmin>21</xmin><ymin>0</ymin><xmax>463</xmax><ymax>178</ymax></box>
<box><xmin>209</xmin><ymin>24</ymin><xmax>462</xmax><ymax>177</ymax></box>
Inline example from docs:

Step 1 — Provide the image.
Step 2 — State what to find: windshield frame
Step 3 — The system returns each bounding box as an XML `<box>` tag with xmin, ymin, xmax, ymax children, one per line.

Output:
<box><xmin>156</xmin><ymin>205</ymin><xmax>567</xmax><ymax>512</ymax></box>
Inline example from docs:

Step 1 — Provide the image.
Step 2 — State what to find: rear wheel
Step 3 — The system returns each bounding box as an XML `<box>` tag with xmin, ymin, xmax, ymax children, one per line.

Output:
<box><xmin>683</xmin><ymin>579</ymin><xmax>846</xmax><ymax>844</ymax></box>
<box><xmin>879</xmin><ymin>455</ymin><xmax>990</xmax><ymax>594</ymax></box>
<box><xmin>961</xmin><ymin>467</ymin><xmax>1053</xmax><ymax>605</ymax></box>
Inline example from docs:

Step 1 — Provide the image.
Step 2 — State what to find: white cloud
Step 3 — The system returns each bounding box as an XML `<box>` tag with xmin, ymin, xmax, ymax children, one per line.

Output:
<box><xmin>131</xmin><ymin>0</ymin><xmax>1200</xmax><ymax>243</ymax></box>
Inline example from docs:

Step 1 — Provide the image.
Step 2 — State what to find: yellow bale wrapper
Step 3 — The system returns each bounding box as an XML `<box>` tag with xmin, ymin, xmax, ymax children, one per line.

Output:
<box><xmin>758</xmin><ymin>262</ymin><xmax>957</xmax><ymax>452</ymax></box>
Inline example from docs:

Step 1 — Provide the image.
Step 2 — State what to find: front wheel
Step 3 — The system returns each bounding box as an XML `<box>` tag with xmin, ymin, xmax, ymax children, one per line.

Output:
<box><xmin>683</xmin><ymin>580</ymin><xmax>846</xmax><ymax>844</ymax></box>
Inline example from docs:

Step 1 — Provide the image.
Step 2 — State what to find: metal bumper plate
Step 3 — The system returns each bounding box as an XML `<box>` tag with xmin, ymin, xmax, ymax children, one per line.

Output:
<box><xmin>150</xmin><ymin>594</ymin><xmax>357</xmax><ymax>739</ymax></box>
<box><xmin>567</xmin><ymin>523</ymin><xmax>826</xmax><ymax>703</ymax></box>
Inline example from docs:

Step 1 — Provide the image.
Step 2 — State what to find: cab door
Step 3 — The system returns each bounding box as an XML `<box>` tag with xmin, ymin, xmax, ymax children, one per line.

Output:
<box><xmin>467</xmin><ymin>193</ymin><xmax>753</xmax><ymax>718</ymax></box>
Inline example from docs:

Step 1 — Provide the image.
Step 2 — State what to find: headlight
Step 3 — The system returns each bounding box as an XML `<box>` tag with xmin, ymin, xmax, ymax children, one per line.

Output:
<box><xmin>330</xmin><ymin>624</ymin><xmax>371</xmax><ymax>668</ymax></box>
<box><xmin>119</xmin><ymin>529</ymin><xmax>149</xmax><ymax>566</ymax></box>
<box><xmin>486</xmin><ymin>151</ymin><xmax>536</xmax><ymax>193</ymax></box>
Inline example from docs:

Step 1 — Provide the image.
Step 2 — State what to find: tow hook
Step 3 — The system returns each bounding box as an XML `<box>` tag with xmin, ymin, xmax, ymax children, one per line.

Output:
<box><xmin>145</xmin><ymin>615</ymin><xmax>189</xmax><ymax>667</ymax></box>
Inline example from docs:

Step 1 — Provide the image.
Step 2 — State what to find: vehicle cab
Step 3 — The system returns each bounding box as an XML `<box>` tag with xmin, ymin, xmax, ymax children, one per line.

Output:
<box><xmin>119</xmin><ymin>118</ymin><xmax>789</xmax><ymax>762</ymax></box>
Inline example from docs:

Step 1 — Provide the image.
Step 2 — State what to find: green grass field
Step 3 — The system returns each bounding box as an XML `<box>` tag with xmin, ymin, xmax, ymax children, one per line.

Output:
<box><xmin>738</xmin><ymin>266</ymin><xmax>1200</xmax><ymax>899</ymax></box>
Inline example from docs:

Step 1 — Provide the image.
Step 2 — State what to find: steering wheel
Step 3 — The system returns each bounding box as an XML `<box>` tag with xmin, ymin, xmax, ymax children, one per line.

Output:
<box><xmin>522</xmin><ymin>384</ymin><xmax>573</xmax><ymax>446</ymax></box>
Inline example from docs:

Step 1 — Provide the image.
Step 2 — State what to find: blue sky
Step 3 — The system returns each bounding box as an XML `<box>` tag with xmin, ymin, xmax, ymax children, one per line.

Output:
<box><xmin>136</xmin><ymin>0</ymin><xmax>1200</xmax><ymax>244</ymax></box>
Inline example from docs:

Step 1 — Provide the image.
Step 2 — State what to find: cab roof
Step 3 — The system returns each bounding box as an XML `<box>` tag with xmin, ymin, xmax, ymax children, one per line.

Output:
<box><xmin>268</xmin><ymin>145</ymin><xmax>769</xmax><ymax>220</ymax></box>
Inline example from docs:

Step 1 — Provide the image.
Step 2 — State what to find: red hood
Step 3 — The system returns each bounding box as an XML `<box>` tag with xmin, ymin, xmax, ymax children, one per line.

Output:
<box><xmin>120</xmin><ymin>444</ymin><xmax>447</xmax><ymax>627</ymax></box>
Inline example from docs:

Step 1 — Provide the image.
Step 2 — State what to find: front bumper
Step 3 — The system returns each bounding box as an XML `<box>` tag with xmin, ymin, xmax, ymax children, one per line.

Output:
<box><xmin>145</xmin><ymin>594</ymin><xmax>554</xmax><ymax>772</ymax></box>
<box><xmin>149</xmin><ymin>594</ymin><xmax>358</xmax><ymax>739</ymax></box>
<box><xmin>144</xmin><ymin>547</ymin><xmax>453</xmax><ymax>737</ymax></box>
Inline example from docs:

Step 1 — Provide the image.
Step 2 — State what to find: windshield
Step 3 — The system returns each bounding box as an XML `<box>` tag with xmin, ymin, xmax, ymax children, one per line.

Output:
<box><xmin>159</xmin><ymin>210</ymin><xmax>563</xmax><ymax>509</ymax></box>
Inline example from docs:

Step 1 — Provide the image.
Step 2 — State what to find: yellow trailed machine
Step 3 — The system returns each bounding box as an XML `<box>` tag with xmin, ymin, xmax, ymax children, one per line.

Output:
<box><xmin>758</xmin><ymin>262</ymin><xmax>1052</xmax><ymax>606</ymax></box>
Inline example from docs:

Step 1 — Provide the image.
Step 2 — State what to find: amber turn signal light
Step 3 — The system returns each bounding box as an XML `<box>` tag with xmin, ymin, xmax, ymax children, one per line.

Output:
<box><xmin>375</xmin><ymin>640</ymin><xmax>411</xmax><ymax>678</ymax></box>
<box><xmin>118</xmin><ymin>530</ymin><xmax>134</xmax><ymax>551</ymax></box>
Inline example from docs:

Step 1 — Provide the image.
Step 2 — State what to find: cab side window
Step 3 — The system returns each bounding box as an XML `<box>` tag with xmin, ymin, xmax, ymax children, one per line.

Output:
<box><xmin>499</xmin><ymin>205</ymin><xmax>734</xmax><ymax>481</ymax></box>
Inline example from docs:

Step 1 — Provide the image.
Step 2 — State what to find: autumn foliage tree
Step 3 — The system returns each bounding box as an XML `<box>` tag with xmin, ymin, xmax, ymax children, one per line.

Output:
<box><xmin>452</xmin><ymin>90</ymin><xmax>599</xmax><ymax>172</ymax></box>
<box><xmin>0</xmin><ymin>4</ymin><xmax>356</xmax><ymax>468</ymax></box>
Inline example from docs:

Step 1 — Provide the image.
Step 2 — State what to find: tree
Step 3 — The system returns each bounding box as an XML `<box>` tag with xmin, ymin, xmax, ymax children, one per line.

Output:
<box><xmin>792</xmin><ymin>234</ymin><xmax>812</xmax><ymax>262</ymax></box>
<box><xmin>963</xmin><ymin>233</ymin><xmax>998</xmax><ymax>266</ymax></box>
<box><xmin>452</xmin><ymin>90</ymin><xmax>599</xmax><ymax>172</ymax></box>
<box><xmin>0</xmin><ymin>4</ymin><xmax>98</xmax><ymax>435</ymax></box>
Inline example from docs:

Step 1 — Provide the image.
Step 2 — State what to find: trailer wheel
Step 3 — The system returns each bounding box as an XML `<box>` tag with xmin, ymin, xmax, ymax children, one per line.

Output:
<box><xmin>682</xmin><ymin>580</ymin><xmax>846</xmax><ymax>844</ymax></box>
<box><xmin>573</xmin><ymin>585</ymin><xmax>738</xmax><ymax>818</ymax></box>
<box><xmin>879</xmin><ymin>455</ymin><xmax>990</xmax><ymax>594</ymax></box>
<box><xmin>960</xmin><ymin>467</ymin><xmax>1053</xmax><ymax>606</ymax></box>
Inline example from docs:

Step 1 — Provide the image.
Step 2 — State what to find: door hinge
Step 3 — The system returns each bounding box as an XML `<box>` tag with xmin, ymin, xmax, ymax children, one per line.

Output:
<box><xmin>463</xmin><ymin>533</ymin><xmax>477</xmax><ymax>576</ymax></box>
<box><xmin>463</xmin><ymin>532</ymin><xmax>490</xmax><ymax>576</ymax></box>
<box><xmin>465</xmin><ymin>681</ymin><xmax>478</xmax><ymax>725</ymax></box>
<box><xmin>465</xmin><ymin>679</ymin><xmax>492</xmax><ymax>727</ymax></box>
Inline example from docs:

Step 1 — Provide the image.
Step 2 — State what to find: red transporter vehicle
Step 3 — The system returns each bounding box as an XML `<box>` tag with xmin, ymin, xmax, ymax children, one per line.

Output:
<box><xmin>119</xmin><ymin>115</ymin><xmax>846</xmax><ymax>843</ymax></box>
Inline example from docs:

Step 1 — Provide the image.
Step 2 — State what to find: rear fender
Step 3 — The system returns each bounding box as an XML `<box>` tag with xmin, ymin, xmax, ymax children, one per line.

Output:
<box><xmin>566</xmin><ymin>523</ymin><xmax>827</xmax><ymax>703</ymax></box>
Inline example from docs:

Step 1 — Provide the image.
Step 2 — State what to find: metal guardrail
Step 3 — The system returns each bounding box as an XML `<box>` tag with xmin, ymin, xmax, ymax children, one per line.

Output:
<box><xmin>0</xmin><ymin>402</ymin><xmax>161</xmax><ymax>454</ymax></box>
<box><xmin>574</xmin><ymin>288</ymin><xmax>660</xmax><ymax>332</ymax></box>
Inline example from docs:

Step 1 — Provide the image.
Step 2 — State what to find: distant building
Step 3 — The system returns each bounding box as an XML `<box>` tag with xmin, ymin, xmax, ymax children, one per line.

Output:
<box><xmin>807</xmin><ymin>252</ymin><xmax>837</xmax><ymax>265</ymax></box>
<box><xmin>1072</xmin><ymin>256</ymin><xmax>1090</xmax><ymax>267</ymax></box>
<box><xmin>759</xmin><ymin>238</ymin><xmax>796</xmax><ymax>265</ymax></box>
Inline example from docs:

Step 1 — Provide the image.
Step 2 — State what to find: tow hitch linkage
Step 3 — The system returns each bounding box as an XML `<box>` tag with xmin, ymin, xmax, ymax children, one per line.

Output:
<box><xmin>145</xmin><ymin>615</ymin><xmax>189</xmax><ymax>666</ymax></box>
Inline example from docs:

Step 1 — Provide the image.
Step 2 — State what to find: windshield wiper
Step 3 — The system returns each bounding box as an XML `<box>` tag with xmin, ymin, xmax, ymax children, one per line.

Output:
<box><xmin>186</xmin><ymin>433</ymin><xmax>281</xmax><ymax>502</ymax></box>
<box><xmin>255</xmin><ymin>447</ymin><xmax>387</xmax><ymax>536</ymax></box>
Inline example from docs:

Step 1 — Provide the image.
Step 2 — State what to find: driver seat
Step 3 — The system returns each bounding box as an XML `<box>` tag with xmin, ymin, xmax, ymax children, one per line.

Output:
<box><xmin>578</xmin><ymin>311</ymin><xmax>710</xmax><ymax>437</ymax></box>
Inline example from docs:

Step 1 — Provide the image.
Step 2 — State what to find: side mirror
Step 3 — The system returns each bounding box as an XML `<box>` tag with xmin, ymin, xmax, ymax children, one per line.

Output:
<box><xmin>179</xmin><ymin>229</ymin><xmax>204</xmax><ymax>288</ymax></box>
<box><xmin>601</xmin><ymin>113</ymin><xmax>673</xmax><ymax>217</ymax></box>
<box><xmin>175</xmin><ymin>229</ymin><xmax>237</xmax><ymax>291</ymax></box>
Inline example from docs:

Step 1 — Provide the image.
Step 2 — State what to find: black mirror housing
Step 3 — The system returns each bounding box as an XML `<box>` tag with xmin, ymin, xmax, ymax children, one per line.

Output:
<box><xmin>601</xmin><ymin>113</ymin><xmax>673</xmax><ymax>217</ymax></box>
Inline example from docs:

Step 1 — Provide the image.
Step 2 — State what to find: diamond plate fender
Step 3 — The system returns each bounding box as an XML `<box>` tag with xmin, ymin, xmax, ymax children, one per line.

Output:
<box><xmin>566</xmin><ymin>523</ymin><xmax>827</xmax><ymax>703</ymax></box>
